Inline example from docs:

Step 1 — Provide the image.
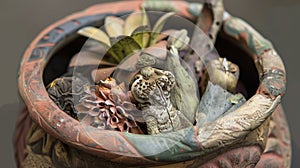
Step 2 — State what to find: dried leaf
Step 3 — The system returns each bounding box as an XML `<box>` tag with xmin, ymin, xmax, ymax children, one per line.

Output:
<box><xmin>42</xmin><ymin>134</ymin><xmax>55</xmax><ymax>154</ymax></box>
<box><xmin>150</xmin><ymin>12</ymin><xmax>175</xmax><ymax>45</ymax></box>
<box><xmin>196</xmin><ymin>82</ymin><xmax>246</xmax><ymax>126</ymax></box>
<box><xmin>28</xmin><ymin>127</ymin><xmax>45</xmax><ymax>144</ymax></box>
<box><xmin>124</xmin><ymin>9</ymin><xmax>150</xmax><ymax>36</ymax></box>
<box><xmin>166</xmin><ymin>48</ymin><xmax>199</xmax><ymax>123</ymax></box>
<box><xmin>78</xmin><ymin>27</ymin><xmax>111</xmax><ymax>47</ymax></box>
<box><xmin>105</xmin><ymin>16</ymin><xmax>124</xmax><ymax>37</ymax></box>
<box><xmin>53</xmin><ymin>141</ymin><xmax>71</xmax><ymax>167</ymax></box>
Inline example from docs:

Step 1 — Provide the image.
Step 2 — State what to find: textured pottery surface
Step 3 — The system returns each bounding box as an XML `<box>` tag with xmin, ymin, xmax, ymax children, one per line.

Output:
<box><xmin>15</xmin><ymin>1</ymin><xmax>291</xmax><ymax>167</ymax></box>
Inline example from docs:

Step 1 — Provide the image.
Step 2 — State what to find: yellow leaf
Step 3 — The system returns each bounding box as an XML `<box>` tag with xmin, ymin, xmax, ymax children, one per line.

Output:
<box><xmin>78</xmin><ymin>27</ymin><xmax>111</xmax><ymax>46</ymax></box>
<box><xmin>124</xmin><ymin>9</ymin><xmax>150</xmax><ymax>36</ymax></box>
<box><xmin>105</xmin><ymin>16</ymin><xmax>125</xmax><ymax>37</ymax></box>
<box><xmin>131</xmin><ymin>25</ymin><xmax>151</xmax><ymax>48</ymax></box>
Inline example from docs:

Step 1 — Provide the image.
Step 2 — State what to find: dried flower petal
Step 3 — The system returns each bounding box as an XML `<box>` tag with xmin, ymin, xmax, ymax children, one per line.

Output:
<box><xmin>74</xmin><ymin>77</ymin><xmax>144</xmax><ymax>134</ymax></box>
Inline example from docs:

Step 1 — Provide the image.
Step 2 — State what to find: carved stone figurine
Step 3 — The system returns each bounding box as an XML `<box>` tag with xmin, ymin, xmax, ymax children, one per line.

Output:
<box><xmin>130</xmin><ymin>67</ymin><xmax>181</xmax><ymax>134</ymax></box>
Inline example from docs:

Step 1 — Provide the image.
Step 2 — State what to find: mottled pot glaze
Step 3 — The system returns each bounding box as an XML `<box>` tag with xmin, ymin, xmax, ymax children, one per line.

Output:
<box><xmin>15</xmin><ymin>1</ymin><xmax>291</xmax><ymax>167</ymax></box>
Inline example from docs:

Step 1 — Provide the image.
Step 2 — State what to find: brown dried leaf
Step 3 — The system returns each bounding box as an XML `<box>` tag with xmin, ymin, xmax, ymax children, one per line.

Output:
<box><xmin>27</xmin><ymin>127</ymin><xmax>45</xmax><ymax>144</ymax></box>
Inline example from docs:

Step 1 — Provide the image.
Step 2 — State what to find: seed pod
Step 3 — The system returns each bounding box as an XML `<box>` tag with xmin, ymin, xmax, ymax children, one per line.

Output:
<box><xmin>202</xmin><ymin>57</ymin><xmax>239</xmax><ymax>93</ymax></box>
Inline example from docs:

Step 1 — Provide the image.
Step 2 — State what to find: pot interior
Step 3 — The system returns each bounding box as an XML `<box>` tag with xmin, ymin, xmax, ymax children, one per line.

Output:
<box><xmin>43</xmin><ymin>15</ymin><xmax>259</xmax><ymax>99</ymax></box>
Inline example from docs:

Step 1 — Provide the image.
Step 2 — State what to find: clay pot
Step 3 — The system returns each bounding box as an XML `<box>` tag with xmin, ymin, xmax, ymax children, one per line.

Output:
<box><xmin>15</xmin><ymin>1</ymin><xmax>291</xmax><ymax>167</ymax></box>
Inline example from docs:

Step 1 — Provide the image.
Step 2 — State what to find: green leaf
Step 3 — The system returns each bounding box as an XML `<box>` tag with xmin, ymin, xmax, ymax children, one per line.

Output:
<box><xmin>77</xmin><ymin>27</ymin><xmax>111</xmax><ymax>47</ymax></box>
<box><xmin>131</xmin><ymin>25</ymin><xmax>151</xmax><ymax>48</ymax></box>
<box><xmin>108</xmin><ymin>36</ymin><xmax>142</xmax><ymax>63</ymax></box>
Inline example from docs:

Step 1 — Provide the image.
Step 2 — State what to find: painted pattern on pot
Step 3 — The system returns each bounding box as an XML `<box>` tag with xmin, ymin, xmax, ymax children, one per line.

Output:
<box><xmin>15</xmin><ymin>0</ymin><xmax>291</xmax><ymax>168</ymax></box>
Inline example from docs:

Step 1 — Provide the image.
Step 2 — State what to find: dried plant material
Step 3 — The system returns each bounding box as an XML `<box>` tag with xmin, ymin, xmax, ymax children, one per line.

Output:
<box><xmin>202</xmin><ymin>57</ymin><xmax>239</xmax><ymax>93</ymax></box>
<box><xmin>47</xmin><ymin>75</ymin><xmax>89</xmax><ymax>119</ymax></box>
<box><xmin>197</xmin><ymin>95</ymin><xmax>279</xmax><ymax>150</ymax></box>
<box><xmin>22</xmin><ymin>150</ymin><xmax>53</xmax><ymax>168</ymax></box>
<box><xmin>167</xmin><ymin>47</ymin><xmax>199</xmax><ymax>123</ymax></box>
<box><xmin>76</xmin><ymin>78</ymin><xmax>143</xmax><ymax>134</ymax></box>
<box><xmin>77</xmin><ymin>27</ymin><xmax>111</xmax><ymax>47</ymax></box>
<box><xmin>196</xmin><ymin>82</ymin><xmax>246</xmax><ymax>125</ymax></box>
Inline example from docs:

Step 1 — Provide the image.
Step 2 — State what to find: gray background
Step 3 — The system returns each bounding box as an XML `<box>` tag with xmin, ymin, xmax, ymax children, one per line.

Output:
<box><xmin>0</xmin><ymin>0</ymin><xmax>299</xmax><ymax>167</ymax></box>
